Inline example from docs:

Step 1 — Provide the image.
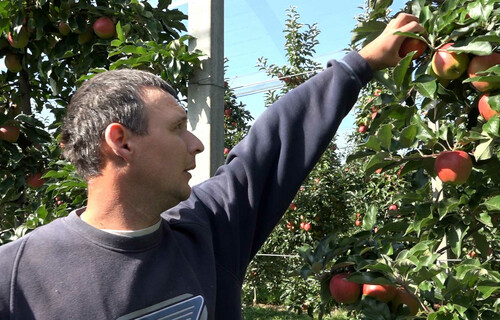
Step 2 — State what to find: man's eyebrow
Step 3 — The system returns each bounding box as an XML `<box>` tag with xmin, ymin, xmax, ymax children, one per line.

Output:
<box><xmin>173</xmin><ymin>114</ymin><xmax>188</xmax><ymax>124</ymax></box>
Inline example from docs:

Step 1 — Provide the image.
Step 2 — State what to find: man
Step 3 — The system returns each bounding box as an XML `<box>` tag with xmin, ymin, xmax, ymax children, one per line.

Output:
<box><xmin>0</xmin><ymin>14</ymin><xmax>423</xmax><ymax>319</ymax></box>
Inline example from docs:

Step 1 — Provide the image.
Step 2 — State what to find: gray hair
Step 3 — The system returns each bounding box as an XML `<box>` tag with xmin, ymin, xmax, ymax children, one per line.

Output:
<box><xmin>60</xmin><ymin>69</ymin><xmax>177</xmax><ymax>180</ymax></box>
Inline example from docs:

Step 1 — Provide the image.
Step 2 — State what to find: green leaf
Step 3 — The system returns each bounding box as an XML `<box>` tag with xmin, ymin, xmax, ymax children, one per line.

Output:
<box><xmin>484</xmin><ymin>195</ymin><xmax>500</xmax><ymax>211</ymax></box>
<box><xmin>346</xmin><ymin>150</ymin><xmax>377</xmax><ymax>163</ymax></box>
<box><xmin>399</xmin><ymin>125</ymin><xmax>417</xmax><ymax>148</ymax></box>
<box><xmin>411</xmin><ymin>113</ymin><xmax>434</xmax><ymax>142</ymax></box>
<box><xmin>483</xmin><ymin>116</ymin><xmax>500</xmax><ymax>137</ymax></box>
<box><xmin>362</xmin><ymin>205</ymin><xmax>377</xmax><ymax>231</ymax></box>
<box><xmin>472</xmin><ymin>232</ymin><xmax>489</xmax><ymax>258</ymax></box>
<box><xmin>477</xmin><ymin>280</ymin><xmax>500</xmax><ymax>299</ymax></box>
<box><xmin>447</xmin><ymin>222</ymin><xmax>468</xmax><ymax>257</ymax></box>
<box><xmin>393</xmin><ymin>54</ymin><xmax>413</xmax><ymax>87</ymax></box>
<box><xmin>488</xmin><ymin>93</ymin><xmax>500</xmax><ymax>112</ymax></box>
<box><xmin>360</xmin><ymin>296</ymin><xmax>392</xmax><ymax>320</ymax></box>
<box><xmin>376</xmin><ymin>124</ymin><xmax>392</xmax><ymax>151</ymax></box>
<box><xmin>437</xmin><ymin>198</ymin><xmax>460</xmax><ymax>220</ymax></box>
<box><xmin>414</xmin><ymin>80</ymin><xmax>437</xmax><ymax>99</ymax></box>
<box><xmin>373</xmin><ymin>70</ymin><xmax>398</xmax><ymax>96</ymax></box>
<box><xmin>352</xmin><ymin>20</ymin><xmax>387</xmax><ymax>33</ymax></box>
<box><xmin>362</xmin><ymin>136</ymin><xmax>382</xmax><ymax>152</ymax></box>
<box><xmin>474</xmin><ymin>138</ymin><xmax>493</xmax><ymax>161</ymax></box>
<box><xmin>347</xmin><ymin>272</ymin><xmax>394</xmax><ymax>285</ymax></box>
<box><xmin>451</xmin><ymin>38</ymin><xmax>493</xmax><ymax>55</ymax></box>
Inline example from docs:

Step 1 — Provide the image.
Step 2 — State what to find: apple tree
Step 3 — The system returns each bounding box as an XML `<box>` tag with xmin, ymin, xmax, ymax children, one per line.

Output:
<box><xmin>0</xmin><ymin>0</ymin><xmax>203</xmax><ymax>244</ymax></box>
<box><xmin>223</xmin><ymin>60</ymin><xmax>254</xmax><ymax>158</ymax></box>
<box><xmin>241</xmin><ymin>7</ymin><xmax>371</xmax><ymax>316</ymax></box>
<box><xmin>298</xmin><ymin>0</ymin><xmax>500</xmax><ymax>319</ymax></box>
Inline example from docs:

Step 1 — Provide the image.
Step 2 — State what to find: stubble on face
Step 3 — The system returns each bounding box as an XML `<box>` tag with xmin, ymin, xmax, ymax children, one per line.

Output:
<box><xmin>130</xmin><ymin>87</ymin><xmax>197</xmax><ymax>211</ymax></box>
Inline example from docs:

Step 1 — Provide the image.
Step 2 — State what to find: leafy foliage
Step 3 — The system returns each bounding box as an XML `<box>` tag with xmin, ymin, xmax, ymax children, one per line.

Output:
<box><xmin>0</xmin><ymin>0</ymin><xmax>202</xmax><ymax>243</ymax></box>
<box><xmin>242</xmin><ymin>7</ymin><xmax>368</xmax><ymax>318</ymax></box>
<box><xmin>299</xmin><ymin>0</ymin><xmax>500</xmax><ymax>319</ymax></box>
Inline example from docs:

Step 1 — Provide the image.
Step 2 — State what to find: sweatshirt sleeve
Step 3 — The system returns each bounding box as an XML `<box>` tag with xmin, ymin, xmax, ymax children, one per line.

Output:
<box><xmin>0</xmin><ymin>237</ymin><xmax>27</xmax><ymax>319</ymax></box>
<box><xmin>174</xmin><ymin>51</ymin><xmax>372</xmax><ymax>280</ymax></box>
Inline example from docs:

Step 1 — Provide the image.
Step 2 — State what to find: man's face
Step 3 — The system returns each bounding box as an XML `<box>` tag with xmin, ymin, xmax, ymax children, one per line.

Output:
<box><xmin>129</xmin><ymin>87</ymin><xmax>204</xmax><ymax>211</ymax></box>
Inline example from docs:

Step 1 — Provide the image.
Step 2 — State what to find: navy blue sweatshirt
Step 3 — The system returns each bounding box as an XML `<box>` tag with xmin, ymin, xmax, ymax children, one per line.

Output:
<box><xmin>0</xmin><ymin>51</ymin><xmax>372</xmax><ymax>320</ymax></box>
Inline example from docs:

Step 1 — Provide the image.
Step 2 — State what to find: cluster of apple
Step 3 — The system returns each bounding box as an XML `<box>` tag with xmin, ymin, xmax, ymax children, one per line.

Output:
<box><xmin>0</xmin><ymin>123</ymin><xmax>47</xmax><ymax>189</ymax></box>
<box><xmin>431</xmin><ymin>43</ymin><xmax>499</xmax><ymax>184</ymax></box>
<box><xmin>359</xmin><ymin>36</ymin><xmax>499</xmax><ymax>185</ymax></box>
<box><xmin>2</xmin><ymin>16</ymin><xmax>116</xmax><ymax>74</ymax></box>
<box><xmin>329</xmin><ymin>273</ymin><xmax>420</xmax><ymax>316</ymax></box>
<box><xmin>58</xmin><ymin>16</ymin><xmax>117</xmax><ymax>45</ymax></box>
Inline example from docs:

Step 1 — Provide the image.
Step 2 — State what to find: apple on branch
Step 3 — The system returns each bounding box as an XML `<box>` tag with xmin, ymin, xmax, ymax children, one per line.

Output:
<box><xmin>7</xmin><ymin>26</ymin><xmax>29</xmax><ymax>49</ymax></box>
<box><xmin>0</xmin><ymin>124</ymin><xmax>21</xmax><ymax>143</ymax></box>
<box><xmin>329</xmin><ymin>273</ymin><xmax>361</xmax><ymax>304</ymax></box>
<box><xmin>434</xmin><ymin>150</ymin><xmax>472</xmax><ymax>184</ymax></box>
<box><xmin>363</xmin><ymin>283</ymin><xmax>396</xmax><ymax>303</ymax></box>
<box><xmin>93</xmin><ymin>17</ymin><xmax>116</xmax><ymax>39</ymax></box>
<box><xmin>58</xmin><ymin>22</ymin><xmax>71</xmax><ymax>36</ymax></box>
<box><xmin>467</xmin><ymin>52</ymin><xmax>500</xmax><ymax>92</ymax></box>
<box><xmin>391</xmin><ymin>287</ymin><xmax>420</xmax><ymax>316</ymax></box>
<box><xmin>399</xmin><ymin>38</ymin><xmax>427</xmax><ymax>60</ymax></box>
<box><xmin>4</xmin><ymin>54</ymin><xmax>22</xmax><ymax>73</ymax></box>
<box><xmin>431</xmin><ymin>43</ymin><xmax>469</xmax><ymax>80</ymax></box>
<box><xmin>26</xmin><ymin>172</ymin><xmax>47</xmax><ymax>189</ymax></box>
<box><xmin>478</xmin><ymin>94</ymin><xmax>499</xmax><ymax>121</ymax></box>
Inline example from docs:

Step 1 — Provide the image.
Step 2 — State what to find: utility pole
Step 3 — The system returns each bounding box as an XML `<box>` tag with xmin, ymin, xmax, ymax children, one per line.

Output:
<box><xmin>187</xmin><ymin>0</ymin><xmax>225</xmax><ymax>186</ymax></box>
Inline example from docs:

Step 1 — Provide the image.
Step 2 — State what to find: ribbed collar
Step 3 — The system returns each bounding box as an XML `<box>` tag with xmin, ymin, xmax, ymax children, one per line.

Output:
<box><xmin>61</xmin><ymin>209</ymin><xmax>164</xmax><ymax>253</ymax></box>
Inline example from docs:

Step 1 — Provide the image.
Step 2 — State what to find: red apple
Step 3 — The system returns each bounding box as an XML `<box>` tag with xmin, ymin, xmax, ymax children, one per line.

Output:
<box><xmin>388</xmin><ymin>204</ymin><xmax>398</xmax><ymax>211</ymax></box>
<box><xmin>58</xmin><ymin>22</ymin><xmax>71</xmax><ymax>35</ymax></box>
<box><xmin>467</xmin><ymin>52</ymin><xmax>500</xmax><ymax>92</ymax></box>
<box><xmin>224</xmin><ymin>147</ymin><xmax>230</xmax><ymax>155</ymax></box>
<box><xmin>435</xmin><ymin>150</ymin><xmax>472</xmax><ymax>184</ymax></box>
<box><xmin>391</xmin><ymin>287</ymin><xmax>420</xmax><ymax>316</ymax></box>
<box><xmin>0</xmin><ymin>125</ymin><xmax>21</xmax><ymax>142</ymax></box>
<box><xmin>93</xmin><ymin>16</ymin><xmax>116</xmax><ymax>39</ymax></box>
<box><xmin>7</xmin><ymin>26</ymin><xmax>29</xmax><ymax>49</ymax></box>
<box><xmin>289</xmin><ymin>203</ymin><xmax>297</xmax><ymax>211</ymax></box>
<box><xmin>359</xmin><ymin>125</ymin><xmax>367</xmax><ymax>133</ymax></box>
<box><xmin>26</xmin><ymin>172</ymin><xmax>46</xmax><ymax>188</ymax></box>
<box><xmin>355</xmin><ymin>219</ymin><xmax>362</xmax><ymax>227</ymax></box>
<box><xmin>303</xmin><ymin>223</ymin><xmax>311</xmax><ymax>231</ymax></box>
<box><xmin>363</xmin><ymin>284</ymin><xmax>397</xmax><ymax>303</ymax></box>
<box><xmin>329</xmin><ymin>273</ymin><xmax>362</xmax><ymax>304</ymax></box>
<box><xmin>431</xmin><ymin>43</ymin><xmax>469</xmax><ymax>80</ymax></box>
<box><xmin>224</xmin><ymin>108</ymin><xmax>232</xmax><ymax>117</ymax></box>
<box><xmin>399</xmin><ymin>38</ymin><xmax>427</xmax><ymax>60</ymax></box>
<box><xmin>478</xmin><ymin>94</ymin><xmax>499</xmax><ymax>121</ymax></box>
<box><xmin>4</xmin><ymin>54</ymin><xmax>22</xmax><ymax>73</ymax></box>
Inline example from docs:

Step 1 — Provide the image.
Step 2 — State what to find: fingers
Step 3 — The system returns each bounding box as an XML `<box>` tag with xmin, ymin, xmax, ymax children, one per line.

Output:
<box><xmin>391</xmin><ymin>13</ymin><xmax>419</xmax><ymax>29</ymax></box>
<box><xmin>398</xmin><ymin>20</ymin><xmax>425</xmax><ymax>35</ymax></box>
<box><xmin>358</xmin><ymin>13</ymin><xmax>424</xmax><ymax>70</ymax></box>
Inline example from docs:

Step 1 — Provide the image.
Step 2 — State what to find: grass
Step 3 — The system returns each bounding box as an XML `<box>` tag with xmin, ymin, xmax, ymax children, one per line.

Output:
<box><xmin>242</xmin><ymin>304</ymin><xmax>349</xmax><ymax>320</ymax></box>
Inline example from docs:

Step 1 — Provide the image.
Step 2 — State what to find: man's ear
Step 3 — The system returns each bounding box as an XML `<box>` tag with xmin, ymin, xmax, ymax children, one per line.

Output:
<box><xmin>104</xmin><ymin>123</ymin><xmax>133</xmax><ymax>162</ymax></box>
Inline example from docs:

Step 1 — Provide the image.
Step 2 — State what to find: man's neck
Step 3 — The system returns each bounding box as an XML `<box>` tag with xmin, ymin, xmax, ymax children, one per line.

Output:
<box><xmin>83</xmin><ymin>175</ymin><xmax>162</xmax><ymax>231</ymax></box>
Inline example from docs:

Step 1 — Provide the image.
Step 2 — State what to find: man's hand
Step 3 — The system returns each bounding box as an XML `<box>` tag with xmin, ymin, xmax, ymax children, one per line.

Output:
<box><xmin>359</xmin><ymin>13</ymin><xmax>424</xmax><ymax>71</ymax></box>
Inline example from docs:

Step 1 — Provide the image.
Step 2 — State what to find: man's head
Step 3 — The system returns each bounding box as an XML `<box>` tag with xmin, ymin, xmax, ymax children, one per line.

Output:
<box><xmin>61</xmin><ymin>69</ymin><xmax>178</xmax><ymax>180</ymax></box>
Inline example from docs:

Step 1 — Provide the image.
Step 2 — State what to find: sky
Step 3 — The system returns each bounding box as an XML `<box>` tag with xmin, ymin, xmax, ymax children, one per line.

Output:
<box><xmin>170</xmin><ymin>0</ymin><xmax>409</xmax><ymax>148</ymax></box>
